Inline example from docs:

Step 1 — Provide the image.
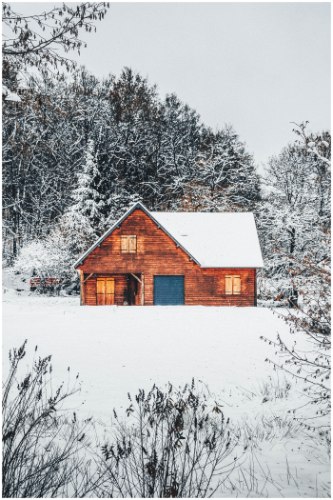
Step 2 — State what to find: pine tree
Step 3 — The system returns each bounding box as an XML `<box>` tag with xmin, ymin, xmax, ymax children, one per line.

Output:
<box><xmin>61</xmin><ymin>139</ymin><xmax>105</xmax><ymax>256</ymax></box>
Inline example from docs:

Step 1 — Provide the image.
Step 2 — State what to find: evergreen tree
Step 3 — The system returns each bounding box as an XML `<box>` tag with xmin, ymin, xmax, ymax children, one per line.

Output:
<box><xmin>61</xmin><ymin>138</ymin><xmax>105</xmax><ymax>256</ymax></box>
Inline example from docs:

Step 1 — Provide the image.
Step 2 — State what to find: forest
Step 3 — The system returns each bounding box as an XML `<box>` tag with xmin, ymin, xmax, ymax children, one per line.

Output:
<box><xmin>2</xmin><ymin>1</ymin><xmax>331</xmax><ymax>305</ymax></box>
<box><xmin>3</xmin><ymin>64</ymin><xmax>330</xmax><ymax>304</ymax></box>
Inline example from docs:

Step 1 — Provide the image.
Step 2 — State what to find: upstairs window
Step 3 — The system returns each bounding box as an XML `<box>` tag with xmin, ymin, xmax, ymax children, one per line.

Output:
<box><xmin>225</xmin><ymin>275</ymin><xmax>241</xmax><ymax>295</ymax></box>
<box><xmin>121</xmin><ymin>235</ymin><xmax>137</xmax><ymax>254</ymax></box>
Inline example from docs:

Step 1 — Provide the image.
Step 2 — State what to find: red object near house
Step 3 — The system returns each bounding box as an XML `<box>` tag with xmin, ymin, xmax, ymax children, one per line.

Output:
<box><xmin>30</xmin><ymin>277</ymin><xmax>61</xmax><ymax>290</ymax></box>
<box><xmin>74</xmin><ymin>202</ymin><xmax>263</xmax><ymax>306</ymax></box>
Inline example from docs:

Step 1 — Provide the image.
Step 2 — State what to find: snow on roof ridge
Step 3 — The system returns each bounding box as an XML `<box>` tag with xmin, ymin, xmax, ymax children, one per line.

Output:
<box><xmin>151</xmin><ymin>210</ymin><xmax>254</xmax><ymax>215</ymax></box>
<box><xmin>149</xmin><ymin>210</ymin><xmax>254</xmax><ymax>216</ymax></box>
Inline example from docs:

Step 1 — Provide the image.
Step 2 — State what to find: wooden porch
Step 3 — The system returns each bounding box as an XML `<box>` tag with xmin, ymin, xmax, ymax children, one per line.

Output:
<box><xmin>79</xmin><ymin>272</ymin><xmax>144</xmax><ymax>306</ymax></box>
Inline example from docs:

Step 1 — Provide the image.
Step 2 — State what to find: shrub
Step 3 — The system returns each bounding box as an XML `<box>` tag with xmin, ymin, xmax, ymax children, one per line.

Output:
<box><xmin>13</xmin><ymin>228</ymin><xmax>75</xmax><ymax>294</ymax></box>
<box><xmin>261</xmin><ymin>259</ymin><xmax>331</xmax><ymax>430</ymax></box>
<box><xmin>3</xmin><ymin>345</ymin><xmax>240</xmax><ymax>497</ymax></box>
<box><xmin>2</xmin><ymin>341</ymin><xmax>97</xmax><ymax>497</ymax></box>
<box><xmin>96</xmin><ymin>381</ymin><xmax>240</xmax><ymax>497</ymax></box>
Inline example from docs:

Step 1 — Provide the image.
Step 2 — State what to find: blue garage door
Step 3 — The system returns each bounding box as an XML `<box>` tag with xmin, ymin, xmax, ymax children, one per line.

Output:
<box><xmin>154</xmin><ymin>276</ymin><xmax>184</xmax><ymax>305</ymax></box>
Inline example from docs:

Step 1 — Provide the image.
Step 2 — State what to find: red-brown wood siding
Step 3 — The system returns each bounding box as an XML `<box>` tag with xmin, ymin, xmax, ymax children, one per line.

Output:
<box><xmin>77</xmin><ymin>208</ymin><xmax>257</xmax><ymax>306</ymax></box>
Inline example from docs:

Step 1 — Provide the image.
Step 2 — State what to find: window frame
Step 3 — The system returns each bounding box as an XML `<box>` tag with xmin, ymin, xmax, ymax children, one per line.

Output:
<box><xmin>120</xmin><ymin>235</ymin><xmax>137</xmax><ymax>254</ymax></box>
<box><xmin>225</xmin><ymin>275</ymin><xmax>241</xmax><ymax>295</ymax></box>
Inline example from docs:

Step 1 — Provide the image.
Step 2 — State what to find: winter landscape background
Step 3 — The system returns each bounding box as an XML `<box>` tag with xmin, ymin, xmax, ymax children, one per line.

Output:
<box><xmin>2</xmin><ymin>2</ymin><xmax>331</xmax><ymax>498</ymax></box>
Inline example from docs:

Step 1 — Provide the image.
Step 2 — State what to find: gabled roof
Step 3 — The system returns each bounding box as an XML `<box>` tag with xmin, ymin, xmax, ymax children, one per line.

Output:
<box><xmin>151</xmin><ymin>211</ymin><xmax>263</xmax><ymax>268</ymax></box>
<box><xmin>74</xmin><ymin>202</ymin><xmax>264</xmax><ymax>268</ymax></box>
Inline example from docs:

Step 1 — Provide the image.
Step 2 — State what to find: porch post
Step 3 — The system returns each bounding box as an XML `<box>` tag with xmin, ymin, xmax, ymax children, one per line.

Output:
<box><xmin>141</xmin><ymin>273</ymin><xmax>145</xmax><ymax>306</ymax></box>
<box><xmin>79</xmin><ymin>270</ymin><xmax>85</xmax><ymax>306</ymax></box>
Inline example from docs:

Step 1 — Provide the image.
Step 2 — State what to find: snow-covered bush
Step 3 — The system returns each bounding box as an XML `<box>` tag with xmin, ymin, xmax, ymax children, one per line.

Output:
<box><xmin>3</xmin><ymin>343</ymin><xmax>242</xmax><ymax>498</ymax></box>
<box><xmin>262</xmin><ymin>255</ymin><xmax>331</xmax><ymax>429</ymax></box>
<box><xmin>13</xmin><ymin>228</ymin><xmax>75</xmax><ymax>291</ymax></box>
<box><xmin>257</xmin><ymin>274</ymin><xmax>292</xmax><ymax>306</ymax></box>
<box><xmin>14</xmin><ymin>240</ymin><xmax>51</xmax><ymax>278</ymax></box>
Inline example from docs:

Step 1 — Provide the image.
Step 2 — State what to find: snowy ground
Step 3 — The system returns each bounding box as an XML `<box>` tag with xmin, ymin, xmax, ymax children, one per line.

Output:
<box><xmin>2</xmin><ymin>287</ymin><xmax>331</xmax><ymax>497</ymax></box>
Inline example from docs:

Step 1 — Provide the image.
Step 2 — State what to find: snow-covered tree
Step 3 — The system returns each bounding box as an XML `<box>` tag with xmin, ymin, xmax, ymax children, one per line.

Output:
<box><xmin>2</xmin><ymin>66</ymin><xmax>266</xmax><ymax>263</ymax></box>
<box><xmin>292</xmin><ymin>122</ymin><xmax>331</xmax><ymax>225</ymax></box>
<box><xmin>61</xmin><ymin>138</ymin><xmax>105</xmax><ymax>256</ymax></box>
<box><xmin>155</xmin><ymin>94</ymin><xmax>201</xmax><ymax>209</ymax></box>
<box><xmin>183</xmin><ymin>126</ymin><xmax>260</xmax><ymax>212</ymax></box>
<box><xmin>258</xmin><ymin>123</ymin><xmax>331</xmax><ymax>426</ymax></box>
<box><xmin>105</xmin><ymin>68</ymin><xmax>160</xmax><ymax>206</ymax></box>
<box><xmin>258</xmin><ymin>123</ymin><xmax>330</xmax><ymax>304</ymax></box>
<box><xmin>2</xmin><ymin>3</ymin><xmax>109</xmax><ymax>92</ymax></box>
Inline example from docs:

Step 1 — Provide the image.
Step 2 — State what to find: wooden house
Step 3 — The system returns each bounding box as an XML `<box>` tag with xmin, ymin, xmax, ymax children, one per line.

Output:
<box><xmin>74</xmin><ymin>202</ymin><xmax>263</xmax><ymax>306</ymax></box>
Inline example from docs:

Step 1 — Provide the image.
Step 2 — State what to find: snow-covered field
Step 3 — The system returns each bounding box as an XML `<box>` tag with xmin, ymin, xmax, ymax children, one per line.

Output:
<box><xmin>2</xmin><ymin>290</ymin><xmax>331</xmax><ymax>497</ymax></box>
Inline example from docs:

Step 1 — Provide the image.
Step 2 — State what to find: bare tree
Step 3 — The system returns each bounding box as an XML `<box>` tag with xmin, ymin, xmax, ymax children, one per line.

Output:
<box><xmin>2</xmin><ymin>3</ymin><xmax>109</xmax><ymax>75</ymax></box>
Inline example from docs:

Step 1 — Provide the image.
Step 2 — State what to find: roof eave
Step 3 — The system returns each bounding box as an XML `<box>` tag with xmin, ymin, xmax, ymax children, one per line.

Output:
<box><xmin>200</xmin><ymin>264</ymin><xmax>264</xmax><ymax>269</ymax></box>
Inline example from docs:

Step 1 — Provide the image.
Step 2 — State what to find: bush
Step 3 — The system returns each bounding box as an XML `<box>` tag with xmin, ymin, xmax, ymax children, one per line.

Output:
<box><xmin>96</xmin><ymin>381</ymin><xmax>240</xmax><ymax>497</ymax></box>
<box><xmin>13</xmin><ymin>228</ymin><xmax>75</xmax><ymax>294</ymax></box>
<box><xmin>2</xmin><ymin>341</ymin><xmax>97</xmax><ymax>497</ymax></box>
<box><xmin>261</xmin><ymin>259</ymin><xmax>331</xmax><ymax>429</ymax></box>
<box><xmin>3</xmin><ymin>344</ymin><xmax>240</xmax><ymax>497</ymax></box>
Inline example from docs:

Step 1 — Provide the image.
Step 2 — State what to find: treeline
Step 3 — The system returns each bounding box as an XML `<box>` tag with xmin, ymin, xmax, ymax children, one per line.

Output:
<box><xmin>3</xmin><ymin>67</ymin><xmax>260</xmax><ymax>262</ymax></box>
<box><xmin>2</xmin><ymin>66</ymin><xmax>331</xmax><ymax>302</ymax></box>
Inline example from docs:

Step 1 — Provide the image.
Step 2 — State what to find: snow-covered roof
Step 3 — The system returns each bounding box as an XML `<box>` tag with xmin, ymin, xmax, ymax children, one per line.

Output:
<box><xmin>74</xmin><ymin>202</ymin><xmax>263</xmax><ymax>268</ymax></box>
<box><xmin>151</xmin><ymin>211</ymin><xmax>263</xmax><ymax>268</ymax></box>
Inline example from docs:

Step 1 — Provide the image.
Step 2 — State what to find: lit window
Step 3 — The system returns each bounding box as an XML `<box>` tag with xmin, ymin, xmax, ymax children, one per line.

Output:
<box><xmin>225</xmin><ymin>275</ymin><xmax>241</xmax><ymax>295</ymax></box>
<box><xmin>121</xmin><ymin>235</ymin><xmax>137</xmax><ymax>253</ymax></box>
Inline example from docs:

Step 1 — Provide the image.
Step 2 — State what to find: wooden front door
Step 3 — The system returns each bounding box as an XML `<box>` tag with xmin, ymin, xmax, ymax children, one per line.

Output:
<box><xmin>97</xmin><ymin>278</ymin><xmax>115</xmax><ymax>305</ymax></box>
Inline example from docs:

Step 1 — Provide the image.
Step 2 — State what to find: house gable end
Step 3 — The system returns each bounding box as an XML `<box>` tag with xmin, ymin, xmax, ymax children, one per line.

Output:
<box><xmin>74</xmin><ymin>203</ymin><xmax>200</xmax><ymax>269</ymax></box>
